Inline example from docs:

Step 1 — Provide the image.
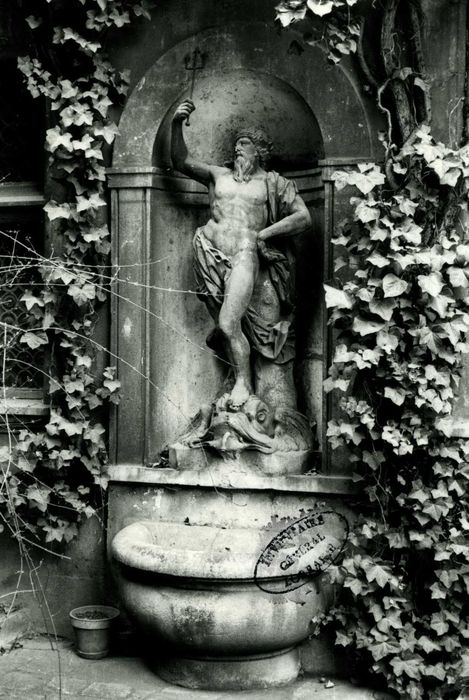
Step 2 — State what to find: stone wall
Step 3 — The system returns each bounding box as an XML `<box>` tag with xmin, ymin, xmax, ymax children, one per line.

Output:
<box><xmin>0</xmin><ymin>518</ymin><xmax>106</xmax><ymax>648</ymax></box>
<box><xmin>0</xmin><ymin>0</ymin><xmax>468</xmax><ymax>664</ymax></box>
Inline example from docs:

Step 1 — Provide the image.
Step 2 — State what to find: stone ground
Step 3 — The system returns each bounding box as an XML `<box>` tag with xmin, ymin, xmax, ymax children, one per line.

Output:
<box><xmin>0</xmin><ymin>636</ymin><xmax>394</xmax><ymax>700</ymax></box>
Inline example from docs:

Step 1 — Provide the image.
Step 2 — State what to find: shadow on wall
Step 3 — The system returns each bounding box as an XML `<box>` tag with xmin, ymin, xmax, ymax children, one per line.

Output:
<box><xmin>0</xmin><ymin>517</ymin><xmax>106</xmax><ymax>648</ymax></box>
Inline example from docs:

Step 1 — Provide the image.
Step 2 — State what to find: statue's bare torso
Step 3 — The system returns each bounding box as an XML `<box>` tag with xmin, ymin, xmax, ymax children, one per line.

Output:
<box><xmin>204</xmin><ymin>170</ymin><xmax>269</xmax><ymax>257</ymax></box>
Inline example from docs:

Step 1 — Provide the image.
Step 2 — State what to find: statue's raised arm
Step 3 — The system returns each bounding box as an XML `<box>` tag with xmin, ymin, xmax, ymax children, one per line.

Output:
<box><xmin>171</xmin><ymin>100</ymin><xmax>223</xmax><ymax>185</ymax></box>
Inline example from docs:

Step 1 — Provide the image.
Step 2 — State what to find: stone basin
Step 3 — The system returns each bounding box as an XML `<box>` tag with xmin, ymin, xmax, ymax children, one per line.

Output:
<box><xmin>111</xmin><ymin>519</ymin><xmax>333</xmax><ymax>690</ymax></box>
<box><xmin>108</xmin><ymin>466</ymin><xmax>354</xmax><ymax>689</ymax></box>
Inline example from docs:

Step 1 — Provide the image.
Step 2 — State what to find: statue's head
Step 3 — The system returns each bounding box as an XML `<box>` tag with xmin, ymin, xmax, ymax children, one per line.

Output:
<box><xmin>234</xmin><ymin>128</ymin><xmax>273</xmax><ymax>167</ymax></box>
<box><xmin>232</xmin><ymin>128</ymin><xmax>273</xmax><ymax>182</ymax></box>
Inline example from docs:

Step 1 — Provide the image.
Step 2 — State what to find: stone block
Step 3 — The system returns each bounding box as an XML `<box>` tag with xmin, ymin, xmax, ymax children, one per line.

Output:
<box><xmin>169</xmin><ymin>445</ymin><xmax>312</xmax><ymax>475</ymax></box>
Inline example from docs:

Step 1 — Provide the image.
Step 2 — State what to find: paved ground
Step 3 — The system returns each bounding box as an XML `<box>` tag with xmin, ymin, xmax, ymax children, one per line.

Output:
<box><xmin>0</xmin><ymin>636</ymin><xmax>393</xmax><ymax>700</ymax></box>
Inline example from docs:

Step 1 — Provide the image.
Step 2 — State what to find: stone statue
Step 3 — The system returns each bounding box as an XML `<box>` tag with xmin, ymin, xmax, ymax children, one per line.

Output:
<box><xmin>170</xmin><ymin>99</ymin><xmax>314</xmax><ymax>459</ymax></box>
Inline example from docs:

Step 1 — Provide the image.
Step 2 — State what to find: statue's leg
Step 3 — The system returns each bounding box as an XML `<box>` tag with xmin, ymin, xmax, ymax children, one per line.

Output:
<box><xmin>218</xmin><ymin>251</ymin><xmax>258</xmax><ymax>408</ymax></box>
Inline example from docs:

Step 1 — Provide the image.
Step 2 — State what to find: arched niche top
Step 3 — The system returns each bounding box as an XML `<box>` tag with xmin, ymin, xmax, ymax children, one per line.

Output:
<box><xmin>113</xmin><ymin>21</ymin><xmax>381</xmax><ymax>169</ymax></box>
<box><xmin>154</xmin><ymin>70</ymin><xmax>324</xmax><ymax>170</ymax></box>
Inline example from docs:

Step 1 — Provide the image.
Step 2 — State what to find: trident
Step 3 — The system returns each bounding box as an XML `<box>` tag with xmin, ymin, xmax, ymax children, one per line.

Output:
<box><xmin>184</xmin><ymin>47</ymin><xmax>206</xmax><ymax>125</ymax></box>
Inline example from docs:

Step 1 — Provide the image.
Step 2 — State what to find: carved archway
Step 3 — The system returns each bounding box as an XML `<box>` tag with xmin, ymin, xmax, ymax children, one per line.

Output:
<box><xmin>113</xmin><ymin>22</ymin><xmax>379</xmax><ymax>167</ymax></box>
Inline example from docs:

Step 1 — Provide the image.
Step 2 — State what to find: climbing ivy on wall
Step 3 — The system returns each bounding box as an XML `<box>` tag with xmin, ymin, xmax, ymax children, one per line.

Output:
<box><xmin>323</xmin><ymin>133</ymin><xmax>469</xmax><ymax>700</ymax></box>
<box><xmin>277</xmin><ymin>1</ymin><xmax>469</xmax><ymax>698</ymax></box>
<box><xmin>0</xmin><ymin>1</ymin><xmax>152</xmax><ymax>548</ymax></box>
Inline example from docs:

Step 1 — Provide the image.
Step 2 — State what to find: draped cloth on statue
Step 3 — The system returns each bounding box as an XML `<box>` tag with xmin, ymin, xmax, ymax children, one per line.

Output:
<box><xmin>192</xmin><ymin>171</ymin><xmax>298</xmax><ymax>365</ymax></box>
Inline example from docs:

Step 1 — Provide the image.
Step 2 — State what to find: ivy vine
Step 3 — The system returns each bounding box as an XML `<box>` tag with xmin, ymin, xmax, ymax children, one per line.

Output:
<box><xmin>0</xmin><ymin>1</ymin><xmax>152</xmax><ymax>548</ymax></box>
<box><xmin>277</xmin><ymin>1</ymin><xmax>469</xmax><ymax>698</ymax></box>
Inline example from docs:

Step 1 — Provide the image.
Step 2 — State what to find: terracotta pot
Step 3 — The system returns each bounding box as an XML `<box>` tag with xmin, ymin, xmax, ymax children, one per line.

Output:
<box><xmin>69</xmin><ymin>605</ymin><xmax>120</xmax><ymax>659</ymax></box>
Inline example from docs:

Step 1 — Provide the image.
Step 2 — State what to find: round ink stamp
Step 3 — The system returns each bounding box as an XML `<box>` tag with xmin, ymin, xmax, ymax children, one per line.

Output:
<box><xmin>254</xmin><ymin>509</ymin><xmax>349</xmax><ymax>593</ymax></box>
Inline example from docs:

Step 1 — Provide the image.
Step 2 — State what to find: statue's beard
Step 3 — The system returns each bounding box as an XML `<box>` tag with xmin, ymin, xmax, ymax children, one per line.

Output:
<box><xmin>233</xmin><ymin>154</ymin><xmax>257</xmax><ymax>183</ymax></box>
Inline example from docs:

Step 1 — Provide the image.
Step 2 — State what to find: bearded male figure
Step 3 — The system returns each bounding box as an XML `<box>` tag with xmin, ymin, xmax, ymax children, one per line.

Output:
<box><xmin>171</xmin><ymin>100</ymin><xmax>312</xmax><ymax>451</ymax></box>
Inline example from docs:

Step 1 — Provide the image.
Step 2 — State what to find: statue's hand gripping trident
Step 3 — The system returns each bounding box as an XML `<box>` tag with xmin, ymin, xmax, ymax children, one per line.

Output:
<box><xmin>173</xmin><ymin>99</ymin><xmax>196</xmax><ymax>124</ymax></box>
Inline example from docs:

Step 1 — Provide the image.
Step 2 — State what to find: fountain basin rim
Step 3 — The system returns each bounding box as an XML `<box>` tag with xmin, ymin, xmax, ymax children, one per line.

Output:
<box><xmin>111</xmin><ymin>516</ymin><xmax>347</xmax><ymax>581</ymax></box>
<box><xmin>112</xmin><ymin>520</ymin><xmax>277</xmax><ymax>580</ymax></box>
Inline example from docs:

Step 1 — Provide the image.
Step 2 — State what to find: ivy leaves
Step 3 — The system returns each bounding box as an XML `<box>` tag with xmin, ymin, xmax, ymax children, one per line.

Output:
<box><xmin>276</xmin><ymin>0</ymin><xmax>358</xmax><ymax>24</ymax></box>
<box><xmin>3</xmin><ymin>0</ymin><xmax>150</xmax><ymax>549</ymax></box>
<box><xmin>382</xmin><ymin>273</ymin><xmax>408</xmax><ymax>298</ymax></box>
<box><xmin>275</xmin><ymin>0</ymin><xmax>360</xmax><ymax>62</ymax></box>
<box><xmin>322</xmin><ymin>127</ymin><xmax>469</xmax><ymax>698</ymax></box>
<box><xmin>333</xmin><ymin>163</ymin><xmax>386</xmax><ymax>195</ymax></box>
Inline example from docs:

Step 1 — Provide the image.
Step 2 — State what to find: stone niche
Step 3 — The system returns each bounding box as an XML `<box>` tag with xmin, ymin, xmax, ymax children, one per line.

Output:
<box><xmin>107</xmin><ymin>16</ymin><xmax>381</xmax><ymax>689</ymax></box>
<box><xmin>108</xmin><ymin>20</ymin><xmax>380</xmax><ymax>469</ymax></box>
<box><xmin>151</xmin><ymin>69</ymin><xmax>324</xmax><ymax>459</ymax></box>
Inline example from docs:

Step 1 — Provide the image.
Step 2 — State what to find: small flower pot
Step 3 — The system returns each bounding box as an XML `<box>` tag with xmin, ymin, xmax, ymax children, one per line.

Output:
<box><xmin>69</xmin><ymin>605</ymin><xmax>120</xmax><ymax>659</ymax></box>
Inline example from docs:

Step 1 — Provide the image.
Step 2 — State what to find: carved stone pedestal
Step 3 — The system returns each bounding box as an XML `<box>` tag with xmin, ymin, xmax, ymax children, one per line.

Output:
<box><xmin>169</xmin><ymin>443</ymin><xmax>315</xmax><ymax>475</ymax></box>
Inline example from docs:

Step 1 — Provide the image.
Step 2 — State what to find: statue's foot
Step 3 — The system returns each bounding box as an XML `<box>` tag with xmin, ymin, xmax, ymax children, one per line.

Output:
<box><xmin>227</xmin><ymin>379</ymin><xmax>252</xmax><ymax>410</ymax></box>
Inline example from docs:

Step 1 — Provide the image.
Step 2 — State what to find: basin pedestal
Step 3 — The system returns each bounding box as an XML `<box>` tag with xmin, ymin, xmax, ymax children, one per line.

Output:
<box><xmin>153</xmin><ymin>648</ymin><xmax>300</xmax><ymax>690</ymax></box>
